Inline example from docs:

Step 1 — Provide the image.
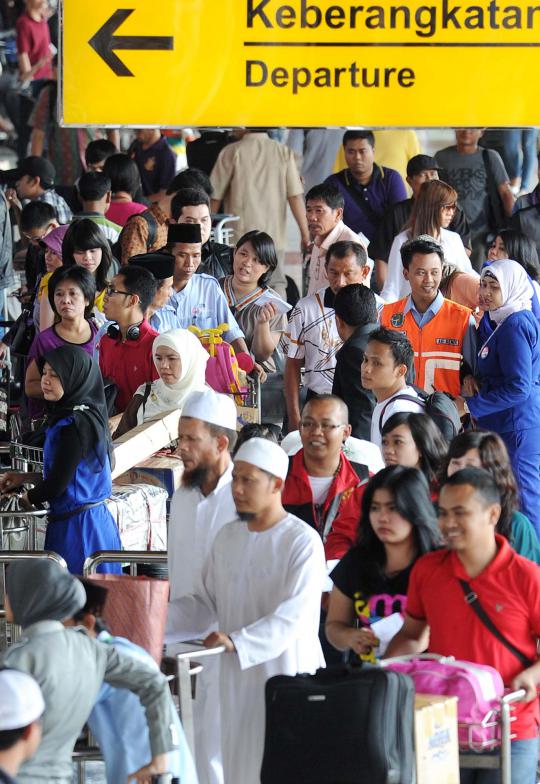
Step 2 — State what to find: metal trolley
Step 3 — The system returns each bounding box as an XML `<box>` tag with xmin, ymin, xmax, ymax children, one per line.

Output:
<box><xmin>457</xmin><ymin>689</ymin><xmax>527</xmax><ymax>784</ymax></box>
<box><xmin>235</xmin><ymin>374</ymin><xmax>261</xmax><ymax>427</ymax></box>
<box><xmin>383</xmin><ymin>654</ymin><xmax>527</xmax><ymax>784</ymax></box>
<box><xmin>0</xmin><ymin>550</ymin><xmax>67</xmax><ymax>650</ymax></box>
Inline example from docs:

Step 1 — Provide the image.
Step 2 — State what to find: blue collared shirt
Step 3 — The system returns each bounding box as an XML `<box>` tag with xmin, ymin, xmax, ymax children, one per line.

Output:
<box><xmin>404</xmin><ymin>291</ymin><xmax>477</xmax><ymax>373</ymax></box>
<box><xmin>151</xmin><ymin>273</ymin><xmax>244</xmax><ymax>342</ymax></box>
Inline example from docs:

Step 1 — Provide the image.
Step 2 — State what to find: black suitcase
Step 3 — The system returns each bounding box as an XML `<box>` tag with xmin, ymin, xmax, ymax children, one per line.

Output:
<box><xmin>260</xmin><ymin>665</ymin><xmax>415</xmax><ymax>784</ymax></box>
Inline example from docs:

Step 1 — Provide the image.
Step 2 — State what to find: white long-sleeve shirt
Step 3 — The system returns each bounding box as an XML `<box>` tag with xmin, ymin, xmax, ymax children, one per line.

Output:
<box><xmin>167</xmin><ymin>514</ymin><xmax>327</xmax><ymax>784</ymax></box>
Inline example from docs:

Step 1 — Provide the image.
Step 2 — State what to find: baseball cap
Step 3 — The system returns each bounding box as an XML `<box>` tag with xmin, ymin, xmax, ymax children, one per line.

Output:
<box><xmin>0</xmin><ymin>669</ymin><xmax>45</xmax><ymax>730</ymax></box>
<box><xmin>3</xmin><ymin>156</ymin><xmax>56</xmax><ymax>188</ymax></box>
<box><xmin>406</xmin><ymin>154</ymin><xmax>441</xmax><ymax>178</ymax></box>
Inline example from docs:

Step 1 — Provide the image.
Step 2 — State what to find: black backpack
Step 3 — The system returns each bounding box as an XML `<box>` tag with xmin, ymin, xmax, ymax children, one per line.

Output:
<box><xmin>379</xmin><ymin>388</ymin><xmax>461</xmax><ymax>442</ymax></box>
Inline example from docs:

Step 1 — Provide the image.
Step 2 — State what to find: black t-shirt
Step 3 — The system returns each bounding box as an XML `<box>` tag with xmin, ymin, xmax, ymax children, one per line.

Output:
<box><xmin>331</xmin><ymin>546</ymin><xmax>412</xmax><ymax>626</ymax></box>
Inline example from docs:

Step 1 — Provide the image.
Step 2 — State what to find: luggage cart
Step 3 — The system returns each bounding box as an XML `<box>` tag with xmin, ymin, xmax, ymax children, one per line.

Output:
<box><xmin>235</xmin><ymin>374</ymin><xmax>261</xmax><ymax>427</ymax></box>
<box><xmin>0</xmin><ymin>504</ymin><xmax>47</xmax><ymax>550</ymax></box>
<box><xmin>0</xmin><ymin>550</ymin><xmax>67</xmax><ymax>650</ymax></box>
<box><xmin>458</xmin><ymin>689</ymin><xmax>526</xmax><ymax>784</ymax></box>
<box><xmin>83</xmin><ymin>549</ymin><xmax>167</xmax><ymax>576</ymax></box>
<box><xmin>211</xmin><ymin>214</ymin><xmax>239</xmax><ymax>246</ymax></box>
<box><xmin>383</xmin><ymin>654</ymin><xmax>526</xmax><ymax>784</ymax></box>
<box><xmin>175</xmin><ymin>641</ymin><xmax>226</xmax><ymax>756</ymax></box>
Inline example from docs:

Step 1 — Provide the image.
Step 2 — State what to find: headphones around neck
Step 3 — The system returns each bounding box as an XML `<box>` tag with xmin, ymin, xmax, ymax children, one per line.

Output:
<box><xmin>106</xmin><ymin>321</ymin><xmax>142</xmax><ymax>341</ymax></box>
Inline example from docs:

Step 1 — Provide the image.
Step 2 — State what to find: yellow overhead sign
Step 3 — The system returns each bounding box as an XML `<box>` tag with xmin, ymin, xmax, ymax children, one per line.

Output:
<box><xmin>61</xmin><ymin>0</ymin><xmax>540</xmax><ymax>126</ymax></box>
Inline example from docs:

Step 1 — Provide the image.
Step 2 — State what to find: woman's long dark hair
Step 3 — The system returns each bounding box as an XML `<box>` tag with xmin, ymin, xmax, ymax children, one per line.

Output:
<box><xmin>442</xmin><ymin>430</ymin><xmax>518</xmax><ymax>539</ymax></box>
<box><xmin>354</xmin><ymin>465</ymin><xmax>441</xmax><ymax>597</ymax></box>
<box><xmin>495</xmin><ymin>228</ymin><xmax>540</xmax><ymax>283</ymax></box>
<box><xmin>381</xmin><ymin>412</ymin><xmax>448</xmax><ymax>484</ymax></box>
<box><xmin>62</xmin><ymin>218</ymin><xmax>112</xmax><ymax>293</ymax></box>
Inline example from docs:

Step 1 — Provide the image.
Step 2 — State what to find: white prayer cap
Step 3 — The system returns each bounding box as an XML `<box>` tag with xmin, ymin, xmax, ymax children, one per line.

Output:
<box><xmin>0</xmin><ymin>669</ymin><xmax>45</xmax><ymax>730</ymax></box>
<box><xmin>181</xmin><ymin>388</ymin><xmax>237</xmax><ymax>430</ymax></box>
<box><xmin>234</xmin><ymin>437</ymin><xmax>289</xmax><ymax>481</ymax></box>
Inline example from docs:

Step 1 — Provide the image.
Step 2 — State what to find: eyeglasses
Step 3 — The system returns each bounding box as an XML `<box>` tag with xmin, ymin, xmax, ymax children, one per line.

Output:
<box><xmin>442</xmin><ymin>203</ymin><xmax>457</xmax><ymax>212</ymax></box>
<box><xmin>105</xmin><ymin>286</ymin><xmax>132</xmax><ymax>297</ymax></box>
<box><xmin>300</xmin><ymin>421</ymin><xmax>344</xmax><ymax>432</ymax></box>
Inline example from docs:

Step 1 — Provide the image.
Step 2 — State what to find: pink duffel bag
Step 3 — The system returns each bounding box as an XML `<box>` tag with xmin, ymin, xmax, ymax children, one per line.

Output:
<box><xmin>384</xmin><ymin>654</ymin><xmax>505</xmax><ymax>749</ymax></box>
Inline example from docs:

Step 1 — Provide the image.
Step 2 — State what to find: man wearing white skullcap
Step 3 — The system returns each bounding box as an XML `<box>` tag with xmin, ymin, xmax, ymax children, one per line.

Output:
<box><xmin>0</xmin><ymin>670</ymin><xmax>44</xmax><ymax>783</ymax></box>
<box><xmin>166</xmin><ymin>387</ymin><xmax>238</xmax><ymax>784</ymax></box>
<box><xmin>167</xmin><ymin>436</ymin><xmax>327</xmax><ymax>784</ymax></box>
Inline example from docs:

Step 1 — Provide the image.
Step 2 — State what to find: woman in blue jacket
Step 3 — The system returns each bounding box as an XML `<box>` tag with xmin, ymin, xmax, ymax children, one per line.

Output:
<box><xmin>464</xmin><ymin>259</ymin><xmax>540</xmax><ymax>538</ymax></box>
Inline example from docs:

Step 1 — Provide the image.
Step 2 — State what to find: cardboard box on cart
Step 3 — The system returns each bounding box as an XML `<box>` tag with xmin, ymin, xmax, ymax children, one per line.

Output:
<box><xmin>414</xmin><ymin>694</ymin><xmax>460</xmax><ymax>784</ymax></box>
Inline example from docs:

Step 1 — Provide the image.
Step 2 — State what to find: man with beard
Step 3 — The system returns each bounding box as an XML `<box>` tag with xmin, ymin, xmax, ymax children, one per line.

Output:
<box><xmin>167</xmin><ymin>438</ymin><xmax>326</xmax><ymax>784</ymax></box>
<box><xmin>167</xmin><ymin>387</ymin><xmax>238</xmax><ymax>784</ymax></box>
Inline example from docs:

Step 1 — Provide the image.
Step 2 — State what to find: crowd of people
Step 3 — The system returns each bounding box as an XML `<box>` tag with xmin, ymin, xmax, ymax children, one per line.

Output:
<box><xmin>0</xmin><ymin>3</ymin><xmax>539</xmax><ymax>783</ymax></box>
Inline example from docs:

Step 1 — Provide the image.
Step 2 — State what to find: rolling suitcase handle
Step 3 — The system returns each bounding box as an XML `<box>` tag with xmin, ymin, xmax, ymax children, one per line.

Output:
<box><xmin>175</xmin><ymin>641</ymin><xmax>226</xmax><ymax>757</ymax></box>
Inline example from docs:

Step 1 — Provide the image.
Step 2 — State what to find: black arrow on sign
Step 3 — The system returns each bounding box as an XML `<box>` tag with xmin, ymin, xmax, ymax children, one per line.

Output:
<box><xmin>89</xmin><ymin>9</ymin><xmax>174</xmax><ymax>77</ymax></box>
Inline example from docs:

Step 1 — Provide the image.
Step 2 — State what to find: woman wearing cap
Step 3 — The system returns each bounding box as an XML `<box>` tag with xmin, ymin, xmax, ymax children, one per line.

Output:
<box><xmin>113</xmin><ymin>328</ymin><xmax>209</xmax><ymax>439</ymax></box>
<box><xmin>458</xmin><ymin>259</ymin><xmax>540</xmax><ymax>538</ymax></box>
<box><xmin>25</xmin><ymin>266</ymin><xmax>99</xmax><ymax>420</ymax></box>
<box><xmin>0</xmin><ymin>345</ymin><xmax>122</xmax><ymax>574</ymax></box>
<box><xmin>381</xmin><ymin>179</ymin><xmax>475</xmax><ymax>303</ymax></box>
<box><xmin>220</xmin><ymin>230</ymin><xmax>288</xmax><ymax>425</ymax></box>
<box><xmin>35</xmin><ymin>223</ymin><xmax>70</xmax><ymax>332</ymax></box>
<box><xmin>62</xmin><ymin>218</ymin><xmax>114</xmax><ymax>324</ymax></box>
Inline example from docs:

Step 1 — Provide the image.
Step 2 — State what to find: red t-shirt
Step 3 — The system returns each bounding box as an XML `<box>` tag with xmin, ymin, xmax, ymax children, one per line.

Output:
<box><xmin>406</xmin><ymin>535</ymin><xmax>540</xmax><ymax>739</ymax></box>
<box><xmin>16</xmin><ymin>12</ymin><xmax>52</xmax><ymax>80</ymax></box>
<box><xmin>98</xmin><ymin>320</ymin><xmax>159</xmax><ymax>412</ymax></box>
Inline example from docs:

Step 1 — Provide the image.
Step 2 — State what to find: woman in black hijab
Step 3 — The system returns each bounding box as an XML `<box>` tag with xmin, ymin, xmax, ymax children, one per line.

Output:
<box><xmin>0</xmin><ymin>345</ymin><xmax>122</xmax><ymax>574</ymax></box>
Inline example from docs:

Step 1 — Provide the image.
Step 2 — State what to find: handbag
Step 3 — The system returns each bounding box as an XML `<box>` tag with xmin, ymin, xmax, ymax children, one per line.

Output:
<box><xmin>86</xmin><ymin>573</ymin><xmax>169</xmax><ymax>664</ymax></box>
<box><xmin>386</xmin><ymin>655</ymin><xmax>505</xmax><ymax>749</ymax></box>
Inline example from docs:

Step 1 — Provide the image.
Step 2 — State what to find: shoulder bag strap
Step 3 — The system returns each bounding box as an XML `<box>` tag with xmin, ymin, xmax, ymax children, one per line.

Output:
<box><xmin>379</xmin><ymin>394</ymin><xmax>426</xmax><ymax>433</ymax></box>
<box><xmin>458</xmin><ymin>579</ymin><xmax>534</xmax><ymax>668</ymax></box>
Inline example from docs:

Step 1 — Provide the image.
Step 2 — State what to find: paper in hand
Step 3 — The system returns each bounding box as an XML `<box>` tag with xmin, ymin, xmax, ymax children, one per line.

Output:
<box><xmin>257</xmin><ymin>290</ymin><xmax>292</xmax><ymax>315</ymax></box>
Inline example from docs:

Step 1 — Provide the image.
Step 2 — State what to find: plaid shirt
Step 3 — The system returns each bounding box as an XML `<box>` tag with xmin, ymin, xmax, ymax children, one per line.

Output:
<box><xmin>36</xmin><ymin>189</ymin><xmax>73</xmax><ymax>224</ymax></box>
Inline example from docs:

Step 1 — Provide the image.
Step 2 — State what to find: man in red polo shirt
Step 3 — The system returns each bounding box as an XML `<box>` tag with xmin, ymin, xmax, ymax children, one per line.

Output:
<box><xmin>98</xmin><ymin>265</ymin><xmax>159</xmax><ymax>413</ymax></box>
<box><xmin>386</xmin><ymin>467</ymin><xmax>540</xmax><ymax>784</ymax></box>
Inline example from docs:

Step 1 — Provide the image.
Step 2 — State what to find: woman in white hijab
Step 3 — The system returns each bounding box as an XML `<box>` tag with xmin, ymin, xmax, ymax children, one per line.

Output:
<box><xmin>113</xmin><ymin>329</ymin><xmax>209</xmax><ymax>438</ymax></box>
<box><xmin>460</xmin><ymin>258</ymin><xmax>540</xmax><ymax>537</ymax></box>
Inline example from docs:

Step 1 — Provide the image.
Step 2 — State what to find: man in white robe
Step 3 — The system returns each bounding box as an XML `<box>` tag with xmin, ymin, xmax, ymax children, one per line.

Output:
<box><xmin>167</xmin><ymin>438</ymin><xmax>327</xmax><ymax>784</ymax></box>
<box><xmin>167</xmin><ymin>388</ymin><xmax>239</xmax><ymax>784</ymax></box>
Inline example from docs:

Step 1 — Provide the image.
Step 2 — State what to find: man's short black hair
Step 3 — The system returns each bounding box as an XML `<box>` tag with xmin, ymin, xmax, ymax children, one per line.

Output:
<box><xmin>440</xmin><ymin>467</ymin><xmax>501</xmax><ymax>507</ymax></box>
<box><xmin>0</xmin><ymin>726</ymin><xmax>29</xmax><ymax>751</ymax></box>
<box><xmin>117</xmin><ymin>265</ymin><xmax>158</xmax><ymax>314</ymax></box>
<box><xmin>302</xmin><ymin>393</ymin><xmax>349</xmax><ymax>424</ymax></box>
<box><xmin>367</xmin><ymin>327</ymin><xmax>414</xmax><ymax>370</ymax></box>
<box><xmin>167</xmin><ymin>168</ymin><xmax>213</xmax><ymax>197</ymax></box>
<box><xmin>85</xmin><ymin>139</ymin><xmax>117</xmax><ymax>166</ymax></box>
<box><xmin>20</xmin><ymin>200</ymin><xmax>57</xmax><ymax>231</ymax></box>
<box><xmin>334</xmin><ymin>283</ymin><xmax>377</xmax><ymax>327</ymax></box>
<box><xmin>103</xmin><ymin>154</ymin><xmax>141</xmax><ymax>197</ymax></box>
<box><xmin>343</xmin><ymin>130</ymin><xmax>375</xmax><ymax>148</ymax></box>
<box><xmin>170</xmin><ymin>188</ymin><xmax>210</xmax><ymax>221</ymax></box>
<box><xmin>78</xmin><ymin>171</ymin><xmax>112</xmax><ymax>202</ymax></box>
<box><xmin>305</xmin><ymin>183</ymin><xmax>345</xmax><ymax>211</ymax></box>
<box><xmin>325</xmin><ymin>239</ymin><xmax>368</xmax><ymax>267</ymax></box>
<box><xmin>400</xmin><ymin>236</ymin><xmax>445</xmax><ymax>270</ymax></box>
